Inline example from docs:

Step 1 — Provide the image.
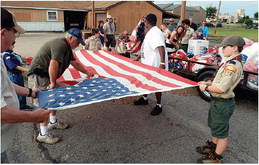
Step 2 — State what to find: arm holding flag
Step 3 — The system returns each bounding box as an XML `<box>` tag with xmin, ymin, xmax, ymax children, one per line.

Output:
<box><xmin>47</xmin><ymin>60</ymin><xmax>59</xmax><ymax>89</ymax></box>
<box><xmin>2</xmin><ymin>84</ymin><xmax>51</xmax><ymax>123</ymax></box>
<box><xmin>13</xmin><ymin>83</ymin><xmax>39</xmax><ymax>98</ymax></box>
<box><xmin>1</xmin><ymin>106</ymin><xmax>50</xmax><ymax>123</ymax></box>
<box><xmin>70</xmin><ymin>60</ymin><xmax>94</xmax><ymax>77</ymax></box>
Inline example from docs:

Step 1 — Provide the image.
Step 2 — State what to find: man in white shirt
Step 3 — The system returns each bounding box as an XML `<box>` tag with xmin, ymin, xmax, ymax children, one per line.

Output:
<box><xmin>134</xmin><ymin>13</ymin><xmax>168</xmax><ymax>115</ymax></box>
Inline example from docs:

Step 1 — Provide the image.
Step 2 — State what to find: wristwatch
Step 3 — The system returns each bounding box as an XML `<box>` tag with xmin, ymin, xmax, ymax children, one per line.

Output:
<box><xmin>27</xmin><ymin>88</ymin><xmax>33</xmax><ymax>97</ymax></box>
<box><xmin>160</xmin><ymin>62</ymin><xmax>165</xmax><ymax>65</ymax></box>
<box><xmin>205</xmin><ymin>85</ymin><xmax>210</xmax><ymax>93</ymax></box>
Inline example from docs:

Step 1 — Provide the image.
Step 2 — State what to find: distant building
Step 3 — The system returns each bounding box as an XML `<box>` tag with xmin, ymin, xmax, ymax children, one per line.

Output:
<box><xmin>2</xmin><ymin>1</ymin><xmax>179</xmax><ymax>33</ymax></box>
<box><xmin>156</xmin><ymin>3</ymin><xmax>206</xmax><ymax>25</ymax></box>
<box><xmin>219</xmin><ymin>9</ymin><xmax>246</xmax><ymax>23</ymax></box>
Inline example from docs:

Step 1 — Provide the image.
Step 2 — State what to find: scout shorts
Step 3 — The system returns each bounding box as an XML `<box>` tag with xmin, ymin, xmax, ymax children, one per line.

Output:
<box><xmin>208</xmin><ymin>99</ymin><xmax>235</xmax><ymax>138</ymax></box>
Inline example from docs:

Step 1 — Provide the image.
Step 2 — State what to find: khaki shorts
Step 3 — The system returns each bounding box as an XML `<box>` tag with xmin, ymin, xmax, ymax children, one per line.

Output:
<box><xmin>208</xmin><ymin>99</ymin><xmax>235</xmax><ymax>138</ymax></box>
<box><xmin>28</xmin><ymin>74</ymin><xmax>50</xmax><ymax>106</ymax></box>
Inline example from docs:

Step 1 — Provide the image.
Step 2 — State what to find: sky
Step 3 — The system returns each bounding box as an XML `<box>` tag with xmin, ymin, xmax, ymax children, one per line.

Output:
<box><xmin>154</xmin><ymin>0</ymin><xmax>258</xmax><ymax>18</ymax></box>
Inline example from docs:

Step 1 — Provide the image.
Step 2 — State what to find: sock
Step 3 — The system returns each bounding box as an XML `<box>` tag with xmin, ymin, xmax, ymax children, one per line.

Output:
<box><xmin>49</xmin><ymin>115</ymin><xmax>57</xmax><ymax>124</ymax></box>
<box><xmin>156</xmin><ymin>104</ymin><xmax>162</xmax><ymax>107</ymax></box>
<box><xmin>143</xmin><ymin>96</ymin><xmax>148</xmax><ymax>100</ymax></box>
<box><xmin>213</xmin><ymin>152</ymin><xmax>223</xmax><ymax>159</ymax></box>
<box><xmin>40</xmin><ymin>126</ymin><xmax>48</xmax><ymax>135</ymax></box>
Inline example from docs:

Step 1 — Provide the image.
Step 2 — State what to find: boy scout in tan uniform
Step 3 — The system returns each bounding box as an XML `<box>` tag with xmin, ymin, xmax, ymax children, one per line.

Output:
<box><xmin>103</xmin><ymin>15</ymin><xmax>116</xmax><ymax>53</ymax></box>
<box><xmin>84</xmin><ymin>28</ymin><xmax>102</xmax><ymax>51</ymax></box>
<box><xmin>196</xmin><ymin>35</ymin><xmax>245</xmax><ymax>163</ymax></box>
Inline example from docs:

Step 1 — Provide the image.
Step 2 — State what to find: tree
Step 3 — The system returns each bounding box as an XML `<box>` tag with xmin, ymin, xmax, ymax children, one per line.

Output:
<box><xmin>206</xmin><ymin>7</ymin><xmax>217</xmax><ymax>19</ymax></box>
<box><xmin>254</xmin><ymin>12</ymin><xmax>258</xmax><ymax>19</ymax></box>
<box><xmin>238</xmin><ymin>16</ymin><xmax>250</xmax><ymax>23</ymax></box>
<box><xmin>244</xmin><ymin>19</ymin><xmax>253</xmax><ymax>25</ymax></box>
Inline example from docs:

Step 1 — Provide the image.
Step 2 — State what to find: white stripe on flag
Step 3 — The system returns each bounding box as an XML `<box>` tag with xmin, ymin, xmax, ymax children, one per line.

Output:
<box><xmin>75</xmin><ymin>51</ymin><xmax>150</xmax><ymax>93</ymax></box>
<box><xmin>62</xmin><ymin>68</ymin><xmax>74</xmax><ymax>81</ymax></box>
<box><xmin>85</xmin><ymin>50</ymin><xmax>173</xmax><ymax>90</ymax></box>
<box><xmin>99</xmin><ymin>50</ymin><xmax>193</xmax><ymax>87</ymax></box>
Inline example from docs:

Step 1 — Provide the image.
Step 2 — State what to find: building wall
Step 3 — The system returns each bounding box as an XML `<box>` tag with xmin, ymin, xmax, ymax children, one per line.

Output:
<box><xmin>87</xmin><ymin>11</ymin><xmax>106</xmax><ymax>29</ymax></box>
<box><xmin>6</xmin><ymin>8</ymin><xmax>64</xmax><ymax>22</ymax></box>
<box><xmin>107</xmin><ymin>1</ymin><xmax>163</xmax><ymax>34</ymax></box>
<box><xmin>5</xmin><ymin>8</ymin><xmax>64</xmax><ymax>31</ymax></box>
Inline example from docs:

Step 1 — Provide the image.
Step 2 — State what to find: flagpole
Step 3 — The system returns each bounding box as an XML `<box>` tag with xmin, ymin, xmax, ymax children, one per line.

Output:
<box><xmin>92</xmin><ymin>1</ymin><xmax>95</xmax><ymax>28</ymax></box>
<box><xmin>214</xmin><ymin>0</ymin><xmax>221</xmax><ymax>34</ymax></box>
<box><xmin>180</xmin><ymin>1</ymin><xmax>186</xmax><ymax>24</ymax></box>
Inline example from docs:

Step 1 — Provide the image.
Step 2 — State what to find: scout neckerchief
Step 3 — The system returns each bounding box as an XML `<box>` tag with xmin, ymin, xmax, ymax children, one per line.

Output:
<box><xmin>109</xmin><ymin>23</ymin><xmax>114</xmax><ymax>33</ymax></box>
<box><xmin>211</xmin><ymin>54</ymin><xmax>242</xmax><ymax>81</ymax></box>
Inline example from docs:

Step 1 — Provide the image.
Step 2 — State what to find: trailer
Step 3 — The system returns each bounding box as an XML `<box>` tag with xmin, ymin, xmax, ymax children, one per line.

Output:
<box><xmin>169</xmin><ymin>57</ymin><xmax>258</xmax><ymax>101</ymax></box>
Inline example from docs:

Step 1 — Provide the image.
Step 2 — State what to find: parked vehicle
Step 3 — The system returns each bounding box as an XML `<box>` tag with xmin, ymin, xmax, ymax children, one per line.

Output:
<box><xmin>168</xmin><ymin>45</ymin><xmax>258</xmax><ymax>101</ymax></box>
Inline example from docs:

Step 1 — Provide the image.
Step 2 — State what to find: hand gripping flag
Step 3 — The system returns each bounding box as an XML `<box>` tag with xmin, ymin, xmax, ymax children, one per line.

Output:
<box><xmin>127</xmin><ymin>16</ymin><xmax>145</xmax><ymax>54</ymax></box>
<box><xmin>37</xmin><ymin>50</ymin><xmax>197</xmax><ymax>110</ymax></box>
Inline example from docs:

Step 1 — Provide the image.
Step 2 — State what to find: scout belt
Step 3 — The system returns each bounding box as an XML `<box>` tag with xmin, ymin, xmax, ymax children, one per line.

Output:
<box><xmin>211</xmin><ymin>97</ymin><xmax>234</xmax><ymax>102</ymax></box>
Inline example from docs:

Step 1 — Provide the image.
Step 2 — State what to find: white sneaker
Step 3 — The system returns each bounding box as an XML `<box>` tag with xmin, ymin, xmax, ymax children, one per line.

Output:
<box><xmin>48</xmin><ymin>121</ymin><xmax>69</xmax><ymax>130</ymax></box>
<box><xmin>37</xmin><ymin>133</ymin><xmax>60</xmax><ymax>144</ymax></box>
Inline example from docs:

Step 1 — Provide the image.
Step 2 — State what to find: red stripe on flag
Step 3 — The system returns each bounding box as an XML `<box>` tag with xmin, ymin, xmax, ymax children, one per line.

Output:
<box><xmin>94</xmin><ymin>51</ymin><xmax>181</xmax><ymax>88</ymax></box>
<box><xmin>79</xmin><ymin>50</ymin><xmax>160</xmax><ymax>91</ymax></box>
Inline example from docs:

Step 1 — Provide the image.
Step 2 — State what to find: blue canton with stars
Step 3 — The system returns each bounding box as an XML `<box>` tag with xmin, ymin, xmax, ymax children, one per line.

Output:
<box><xmin>37</xmin><ymin>78</ymin><xmax>137</xmax><ymax>110</ymax></box>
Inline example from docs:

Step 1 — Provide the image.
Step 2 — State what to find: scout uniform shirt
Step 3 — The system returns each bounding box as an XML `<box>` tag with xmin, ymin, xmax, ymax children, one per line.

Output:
<box><xmin>211</xmin><ymin>53</ymin><xmax>243</xmax><ymax>99</ymax></box>
<box><xmin>84</xmin><ymin>36</ymin><xmax>102</xmax><ymax>51</ymax></box>
<box><xmin>103</xmin><ymin>22</ymin><xmax>116</xmax><ymax>35</ymax></box>
<box><xmin>181</xmin><ymin>27</ymin><xmax>196</xmax><ymax>44</ymax></box>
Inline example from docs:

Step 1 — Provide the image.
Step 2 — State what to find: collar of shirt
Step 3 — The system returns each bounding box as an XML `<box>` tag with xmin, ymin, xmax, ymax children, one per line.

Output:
<box><xmin>221</xmin><ymin>53</ymin><xmax>240</xmax><ymax>63</ymax></box>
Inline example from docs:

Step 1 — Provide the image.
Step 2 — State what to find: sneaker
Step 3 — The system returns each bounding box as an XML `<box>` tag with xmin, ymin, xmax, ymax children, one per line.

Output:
<box><xmin>48</xmin><ymin>121</ymin><xmax>69</xmax><ymax>130</ymax></box>
<box><xmin>37</xmin><ymin>133</ymin><xmax>59</xmax><ymax>144</ymax></box>
<box><xmin>197</xmin><ymin>152</ymin><xmax>223</xmax><ymax>163</ymax></box>
<box><xmin>150</xmin><ymin>105</ymin><xmax>162</xmax><ymax>116</ymax></box>
<box><xmin>134</xmin><ymin>97</ymin><xmax>148</xmax><ymax>105</ymax></box>
<box><xmin>196</xmin><ymin>140</ymin><xmax>216</xmax><ymax>155</ymax></box>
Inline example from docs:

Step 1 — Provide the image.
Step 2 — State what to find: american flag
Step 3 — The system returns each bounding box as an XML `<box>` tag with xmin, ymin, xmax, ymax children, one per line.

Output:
<box><xmin>37</xmin><ymin>50</ymin><xmax>197</xmax><ymax>110</ymax></box>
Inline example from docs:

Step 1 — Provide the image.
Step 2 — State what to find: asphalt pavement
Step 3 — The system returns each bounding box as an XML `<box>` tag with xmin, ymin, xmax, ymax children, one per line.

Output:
<box><xmin>5</xmin><ymin>33</ymin><xmax>258</xmax><ymax>163</ymax></box>
<box><xmin>6</xmin><ymin>88</ymin><xmax>258</xmax><ymax>163</ymax></box>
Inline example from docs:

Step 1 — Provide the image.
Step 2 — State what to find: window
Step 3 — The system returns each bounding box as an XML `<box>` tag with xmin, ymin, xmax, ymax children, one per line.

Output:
<box><xmin>47</xmin><ymin>11</ymin><xmax>58</xmax><ymax>21</ymax></box>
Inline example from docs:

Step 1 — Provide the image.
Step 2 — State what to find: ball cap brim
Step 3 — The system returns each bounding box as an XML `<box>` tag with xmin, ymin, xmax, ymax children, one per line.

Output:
<box><xmin>1</xmin><ymin>8</ymin><xmax>26</xmax><ymax>34</ymax></box>
<box><xmin>216</xmin><ymin>35</ymin><xmax>245</xmax><ymax>48</ymax></box>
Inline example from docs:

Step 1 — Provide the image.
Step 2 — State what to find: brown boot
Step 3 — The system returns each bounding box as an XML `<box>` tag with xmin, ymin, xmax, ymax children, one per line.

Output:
<box><xmin>197</xmin><ymin>152</ymin><xmax>223</xmax><ymax>163</ymax></box>
<box><xmin>196</xmin><ymin>140</ymin><xmax>216</xmax><ymax>155</ymax></box>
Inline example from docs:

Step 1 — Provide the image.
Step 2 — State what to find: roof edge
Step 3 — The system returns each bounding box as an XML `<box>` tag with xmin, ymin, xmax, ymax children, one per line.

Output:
<box><xmin>147</xmin><ymin>2</ymin><xmax>180</xmax><ymax>18</ymax></box>
<box><xmin>2</xmin><ymin>6</ymin><xmax>88</xmax><ymax>12</ymax></box>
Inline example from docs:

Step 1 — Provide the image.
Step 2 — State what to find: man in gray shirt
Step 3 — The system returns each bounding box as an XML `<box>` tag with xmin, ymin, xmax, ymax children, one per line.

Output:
<box><xmin>1</xmin><ymin>8</ymin><xmax>50</xmax><ymax>163</ymax></box>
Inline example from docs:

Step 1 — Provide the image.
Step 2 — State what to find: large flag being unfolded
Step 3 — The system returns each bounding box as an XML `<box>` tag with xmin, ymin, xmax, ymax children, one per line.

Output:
<box><xmin>37</xmin><ymin>50</ymin><xmax>197</xmax><ymax>110</ymax></box>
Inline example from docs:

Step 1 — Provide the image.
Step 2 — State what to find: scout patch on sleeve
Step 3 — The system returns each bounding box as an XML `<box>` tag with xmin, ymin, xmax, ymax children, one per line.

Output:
<box><xmin>224</xmin><ymin>65</ymin><xmax>237</xmax><ymax>72</ymax></box>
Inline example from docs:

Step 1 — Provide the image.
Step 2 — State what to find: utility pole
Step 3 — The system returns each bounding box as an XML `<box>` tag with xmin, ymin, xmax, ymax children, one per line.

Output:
<box><xmin>180</xmin><ymin>1</ymin><xmax>186</xmax><ymax>24</ymax></box>
<box><xmin>214</xmin><ymin>0</ymin><xmax>221</xmax><ymax>34</ymax></box>
<box><xmin>92</xmin><ymin>1</ymin><xmax>95</xmax><ymax>28</ymax></box>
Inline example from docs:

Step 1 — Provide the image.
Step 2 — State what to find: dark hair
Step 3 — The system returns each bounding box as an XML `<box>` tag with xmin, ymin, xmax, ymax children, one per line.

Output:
<box><xmin>145</xmin><ymin>13</ymin><xmax>157</xmax><ymax>26</ymax></box>
<box><xmin>182</xmin><ymin>19</ymin><xmax>190</xmax><ymax>26</ymax></box>
<box><xmin>175</xmin><ymin>25</ymin><xmax>185</xmax><ymax>41</ymax></box>
<box><xmin>98</xmin><ymin>20</ymin><xmax>104</xmax><ymax>28</ymax></box>
<box><xmin>91</xmin><ymin>28</ymin><xmax>99</xmax><ymax>35</ymax></box>
<box><xmin>238</xmin><ymin>47</ymin><xmax>243</xmax><ymax>53</ymax></box>
<box><xmin>229</xmin><ymin>46</ymin><xmax>244</xmax><ymax>53</ymax></box>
